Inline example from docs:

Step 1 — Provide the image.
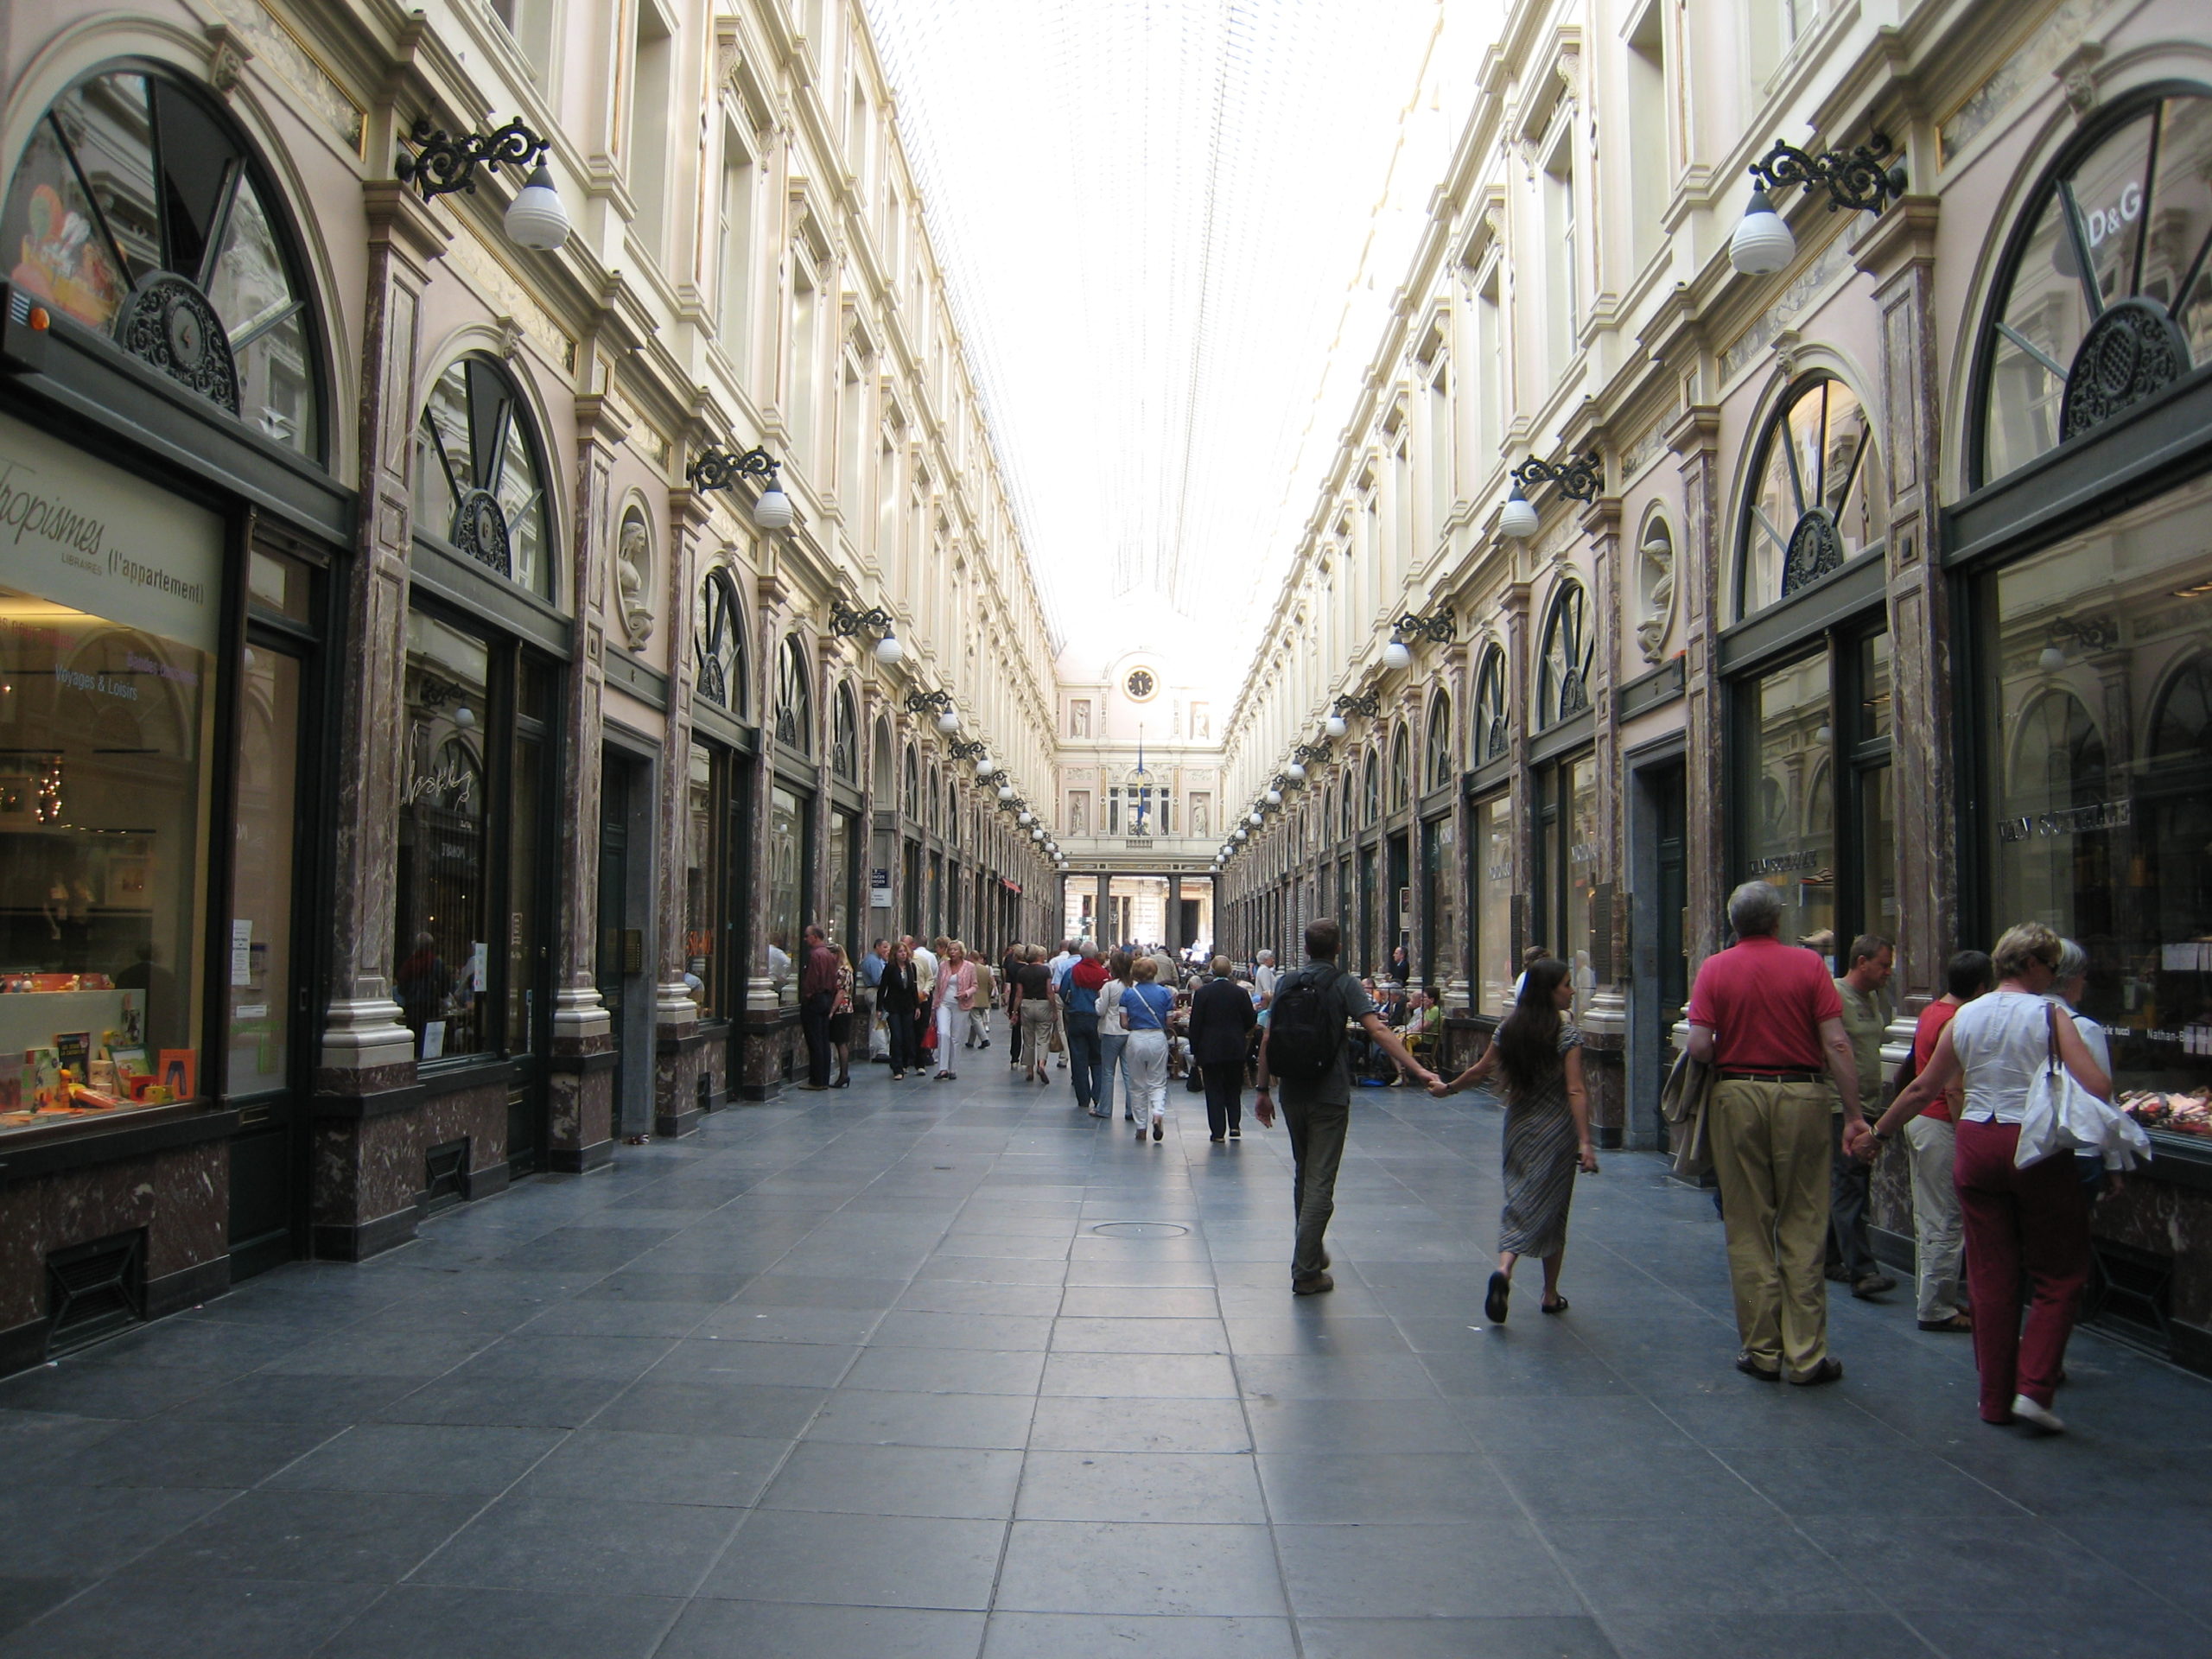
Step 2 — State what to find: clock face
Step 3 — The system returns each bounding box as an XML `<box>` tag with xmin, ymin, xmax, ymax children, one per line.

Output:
<box><xmin>1124</xmin><ymin>668</ymin><xmax>1156</xmax><ymax>702</ymax></box>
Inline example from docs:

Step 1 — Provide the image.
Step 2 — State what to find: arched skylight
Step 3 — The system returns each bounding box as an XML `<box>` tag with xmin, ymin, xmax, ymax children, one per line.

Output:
<box><xmin>863</xmin><ymin>0</ymin><xmax>1463</xmax><ymax>662</ymax></box>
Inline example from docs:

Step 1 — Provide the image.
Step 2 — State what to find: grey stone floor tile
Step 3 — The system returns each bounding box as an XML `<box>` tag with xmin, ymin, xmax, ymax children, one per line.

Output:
<box><xmin>412</xmin><ymin>1492</ymin><xmax>740</xmax><ymax>1597</ymax></box>
<box><xmin>646</xmin><ymin>1337</ymin><xmax>859</xmax><ymax>1387</ymax></box>
<box><xmin>1487</xmin><ymin>1444</ymin><xmax>1770</xmax><ymax>1519</ymax></box>
<box><xmin>1052</xmin><ymin>1316</ymin><xmax>1230</xmax><ymax>1354</ymax></box>
<box><xmin>994</xmin><ymin>1521</ymin><xmax>1287</xmax><ymax>1616</ymax></box>
<box><xmin>1910</xmin><ymin>1605</ymin><xmax>2212</xmax><ymax>1659</ymax></box>
<box><xmin>594</xmin><ymin>1378</ymin><xmax>828</xmax><ymax>1439</ymax></box>
<box><xmin>157</xmin><ymin>1371</ymin><xmax>426</xmax><ymax>1427</ymax></box>
<box><xmin>1297</xmin><ymin>1616</ymin><xmax>1620</xmax><ymax>1659</ymax></box>
<box><xmin>1041</xmin><ymin>1351</ymin><xmax>1239</xmax><ymax>1398</ymax></box>
<box><xmin>514</xmin><ymin>1428</ymin><xmax>788</xmax><ymax>1506</ymax></box>
<box><xmin>1273</xmin><ymin>1521</ymin><xmax>1583</xmax><ymax>1619</ymax></box>
<box><xmin>874</xmin><ymin>1311</ymin><xmax>1057</xmax><ymax>1351</ymax></box>
<box><xmin>803</xmin><ymin>1389</ymin><xmax>1036</xmax><ymax>1449</ymax></box>
<box><xmin>1016</xmin><ymin>1451</ymin><xmax>1266</xmax><ymax>1522</ymax></box>
<box><xmin>0</xmin><ymin>1574</ymin><xmax>380</xmax><ymax>1659</ymax></box>
<box><xmin>1243</xmin><ymin>1395</ymin><xmax>1474</xmax><ymax>1453</ymax></box>
<box><xmin>1255</xmin><ymin>1452</ymin><xmax>1510</xmax><ymax>1522</ymax></box>
<box><xmin>0</xmin><ymin>1364</ymin><xmax>232</xmax><ymax>1421</ymax></box>
<box><xmin>845</xmin><ymin>1345</ymin><xmax>1047</xmax><ymax>1395</ymax></box>
<box><xmin>912</xmin><ymin>1255</ymin><xmax>1070</xmax><ymax>1286</ymax></box>
<box><xmin>263</xmin><ymin>1423</ymin><xmax>562</xmax><ymax>1497</ymax></box>
<box><xmin>1235</xmin><ymin>1354</ymin><xmax>1440</xmax><ymax>1401</ymax></box>
<box><xmin>0</xmin><ymin>1485</ymin><xmax>234</xmax><ymax>1578</ymax></box>
<box><xmin>759</xmin><ymin>1441</ymin><xmax>1023</xmax><ymax>1518</ymax></box>
<box><xmin>1454</xmin><ymin>1394</ymin><xmax>1695</xmax><ymax>1452</ymax></box>
<box><xmin>1223</xmin><ymin>1314</ymin><xmax>1413</xmax><ymax>1356</ymax></box>
<box><xmin>690</xmin><ymin>1303</ymin><xmax>886</xmax><ymax>1343</ymax></box>
<box><xmin>699</xmin><ymin>1510</ymin><xmax>1005</xmax><ymax>1610</ymax></box>
<box><xmin>129</xmin><ymin>1488</ymin><xmax>480</xmax><ymax>1582</ymax></box>
<box><xmin>16</xmin><ymin>1419</ymin><xmax>335</xmax><ymax>1490</ymax></box>
<box><xmin>1025</xmin><ymin>1395</ymin><xmax>1253</xmax><ymax>1454</ymax></box>
<box><xmin>893</xmin><ymin>1281</ymin><xmax>1065</xmax><ymax>1317</ymax></box>
<box><xmin>313</xmin><ymin>1586</ymin><xmax>682</xmax><ymax>1659</ymax></box>
<box><xmin>1795</xmin><ymin>1514</ymin><xmax>2166</xmax><ymax>1617</ymax></box>
<box><xmin>660</xmin><ymin>1599</ymin><xmax>986</xmax><ymax>1659</ymax></box>
<box><xmin>0</xmin><ymin>1580</ymin><xmax>82</xmax><ymax>1643</ymax></box>
<box><xmin>981</xmin><ymin>1611</ymin><xmax>1296</xmax><ymax>1657</ymax></box>
<box><xmin>1538</xmin><ymin>1516</ymin><xmax>1863</xmax><ymax>1617</ymax></box>
<box><xmin>369</xmin><ymin>1372</ymin><xmax>630</xmax><ymax>1429</ymax></box>
<box><xmin>730</xmin><ymin>1274</ymin><xmax>909</xmax><ymax>1308</ymax></box>
<box><xmin>1714</xmin><ymin>1445</ymin><xmax>2026</xmax><ymax>1520</ymax></box>
<box><xmin>1058</xmin><ymin>1287</ymin><xmax>1220</xmax><ymax>1319</ymax></box>
<box><xmin>575</xmin><ymin>1271</ymin><xmax>753</xmax><ymax>1305</ymax></box>
<box><xmin>1601</xmin><ymin>1612</ymin><xmax>1931</xmax><ymax>1659</ymax></box>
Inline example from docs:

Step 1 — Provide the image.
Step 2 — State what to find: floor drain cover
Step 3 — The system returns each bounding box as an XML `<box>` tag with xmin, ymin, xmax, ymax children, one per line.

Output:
<box><xmin>1090</xmin><ymin>1222</ymin><xmax>1191</xmax><ymax>1237</ymax></box>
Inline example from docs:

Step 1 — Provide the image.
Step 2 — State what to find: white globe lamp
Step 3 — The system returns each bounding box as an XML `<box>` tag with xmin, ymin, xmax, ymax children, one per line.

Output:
<box><xmin>999</xmin><ymin>784</ymin><xmax>1014</xmax><ymax>801</ymax></box>
<box><xmin>1499</xmin><ymin>481</ymin><xmax>1540</xmax><ymax>542</ymax></box>
<box><xmin>1729</xmin><ymin>187</ymin><xmax>1796</xmax><ymax>276</ymax></box>
<box><xmin>975</xmin><ymin>755</ymin><xmax>995</xmax><ymax>777</ymax></box>
<box><xmin>1325</xmin><ymin>715</ymin><xmax>1346</xmax><ymax>740</ymax></box>
<box><xmin>874</xmin><ymin>632</ymin><xmax>903</xmax><ymax>666</ymax></box>
<box><xmin>1382</xmin><ymin>637</ymin><xmax>1413</xmax><ymax>671</ymax></box>
<box><xmin>751</xmin><ymin>483</ymin><xmax>793</xmax><ymax>531</ymax></box>
<box><xmin>503</xmin><ymin>164</ymin><xmax>570</xmax><ymax>251</ymax></box>
<box><xmin>1286</xmin><ymin>761</ymin><xmax>1306</xmax><ymax>782</ymax></box>
<box><xmin>935</xmin><ymin>709</ymin><xmax>960</xmax><ymax>735</ymax></box>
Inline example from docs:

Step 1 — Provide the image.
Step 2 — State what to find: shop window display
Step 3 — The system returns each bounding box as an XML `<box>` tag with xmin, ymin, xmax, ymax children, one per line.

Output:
<box><xmin>1981</xmin><ymin>476</ymin><xmax>2212</xmax><ymax>1145</ymax></box>
<box><xmin>0</xmin><ymin>414</ymin><xmax>220</xmax><ymax>1132</ymax></box>
<box><xmin>1</xmin><ymin>70</ymin><xmax>323</xmax><ymax>455</ymax></box>
<box><xmin>1744</xmin><ymin>652</ymin><xmax>1835</xmax><ymax>955</ymax></box>
<box><xmin>1471</xmin><ymin>794</ymin><xmax>1513</xmax><ymax>1015</ymax></box>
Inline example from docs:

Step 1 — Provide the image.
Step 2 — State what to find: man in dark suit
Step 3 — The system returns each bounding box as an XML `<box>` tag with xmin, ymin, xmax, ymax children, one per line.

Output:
<box><xmin>1187</xmin><ymin>955</ymin><xmax>1257</xmax><ymax>1142</ymax></box>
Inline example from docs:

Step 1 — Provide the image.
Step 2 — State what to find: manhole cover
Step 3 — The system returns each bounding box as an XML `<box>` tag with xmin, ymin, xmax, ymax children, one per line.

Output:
<box><xmin>1090</xmin><ymin>1222</ymin><xmax>1191</xmax><ymax>1238</ymax></box>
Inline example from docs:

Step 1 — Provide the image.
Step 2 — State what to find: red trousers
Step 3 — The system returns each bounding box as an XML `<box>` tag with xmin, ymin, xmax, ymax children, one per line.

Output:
<box><xmin>1955</xmin><ymin>1118</ymin><xmax>2090</xmax><ymax>1421</ymax></box>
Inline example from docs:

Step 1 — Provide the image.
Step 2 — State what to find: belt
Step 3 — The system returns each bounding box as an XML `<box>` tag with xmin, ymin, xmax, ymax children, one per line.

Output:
<box><xmin>1718</xmin><ymin>1069</ymin><xmax>1825</xmax><ymax>1084</ymax></box>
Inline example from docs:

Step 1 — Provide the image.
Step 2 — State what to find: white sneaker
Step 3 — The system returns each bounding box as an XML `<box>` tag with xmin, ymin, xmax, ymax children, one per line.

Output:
<box><xmin>2010</xmin><ymin>1393</ymin><xmax>2065</xmax><ymax>1433</ymax></box>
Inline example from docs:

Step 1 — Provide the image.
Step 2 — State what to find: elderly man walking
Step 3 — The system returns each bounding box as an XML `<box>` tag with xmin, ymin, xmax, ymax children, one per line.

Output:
<box><xmin>1686</xmin><ymin>883</ymin><xmax>1865</xmax><ymax>1385</ymax></box>
<box><xmin>1827</xmin><ymin>935</ymin><xmax>1898</xmax><ymax>1300</ymax></box>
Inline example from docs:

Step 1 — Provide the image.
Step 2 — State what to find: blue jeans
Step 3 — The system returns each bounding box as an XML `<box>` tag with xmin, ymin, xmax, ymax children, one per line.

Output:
<box><xmin>1065</xmin><ymin>1013</ymin><xmax>1102</xmax><ymax>1109</ymax></box>
<box><xmin>1098</xmin><ymin>1032</ymin><xmax>1128</xmax><ymax>1118</ymax></box>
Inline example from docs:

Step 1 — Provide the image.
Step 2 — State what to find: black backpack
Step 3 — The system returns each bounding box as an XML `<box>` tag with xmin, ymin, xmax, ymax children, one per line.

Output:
<box><xmin>1267</xmin><ymin>966</ymin><xmax>1344</xmax><ymax>1084</ymax></box>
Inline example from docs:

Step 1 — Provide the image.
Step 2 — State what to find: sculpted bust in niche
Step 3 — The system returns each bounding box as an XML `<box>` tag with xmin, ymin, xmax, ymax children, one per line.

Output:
<box><xmin>616</xmin><ymin>507</ymin><xmax>654</xmax><ymax>648</ymax></box>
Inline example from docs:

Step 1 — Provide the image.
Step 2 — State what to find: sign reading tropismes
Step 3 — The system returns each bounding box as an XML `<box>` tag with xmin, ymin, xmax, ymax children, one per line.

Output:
<box><xmin>0</xmin><ymin>409</ymin><xmax>224</xmax><ymax>654</ymax></box>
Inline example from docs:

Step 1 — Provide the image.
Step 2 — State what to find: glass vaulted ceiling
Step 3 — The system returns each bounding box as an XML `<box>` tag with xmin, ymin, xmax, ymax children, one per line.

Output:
<box><xmin>863</xmin><ymin>0</ymin><xmax>1455</xmax><ymax>665</ymax></box>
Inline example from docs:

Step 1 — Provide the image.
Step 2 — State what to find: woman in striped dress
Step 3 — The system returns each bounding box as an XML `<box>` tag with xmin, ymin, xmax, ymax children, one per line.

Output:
<box><xmin>1433</xmin><ymin>957</ymin><xmax>1597</xmax><ymax>1323</ymax></box>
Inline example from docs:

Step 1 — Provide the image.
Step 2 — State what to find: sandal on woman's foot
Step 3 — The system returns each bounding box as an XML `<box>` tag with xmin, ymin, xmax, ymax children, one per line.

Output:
<box><xmin>1540</xmin><ymin>1295</ymin><xmax>1569</xmax><ymax>1314</ymax></box>
<box><xmin>1484</xmin><ymin>1271</ymin><xmax>1510</xmax><ymax>1325</ymax></box>
<box><xmin>1917</xmin><ymin>1313</ymin><xmax>1974</xmax><ymax>1333</ymax></box>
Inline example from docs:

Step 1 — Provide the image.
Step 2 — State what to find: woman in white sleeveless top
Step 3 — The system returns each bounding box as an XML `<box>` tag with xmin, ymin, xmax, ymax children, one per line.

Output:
<box><xmin>1866</xmin><ymin>922</ymin><xmax>2110</xmax><ymax>1433</ymax></box>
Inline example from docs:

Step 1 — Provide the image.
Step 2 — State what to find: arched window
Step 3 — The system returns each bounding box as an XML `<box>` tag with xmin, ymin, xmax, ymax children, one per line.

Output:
<box><xmin>1974</xmin><ymin>91</ymin><xmax>2212</xmax><ymax>486</ymax></box>
<box><xmin>1389</xmin><ymin>726</ymin><xmax>1412</xmax><ymax>813</ymax></box>
<box><xmin>832</xmin><ymin>684</ymin><xmax>859</xmax><ymax>780</ymax></box>
<box><xmin>925</xmin><ymin>765</ymin><xmax>941</xmax><ymax>833</ymax></box>
<box><xmin>901</xmin><ymin>745</ymin><xmax>919</xmax><ymax>818</ymax></box>
<box><xmin>1426</xmin><ymin>692</ymin><xmax>1454</xmax><ymax>793</ymax></box>
<box><xmin>1738</xmin><ymin>374</ymin><xmax>1885</xmax><ymax>616</ymax></box>
<box><xmin>416</xmin><ymin>355</ymin><xmax>554</xmax><ymax>598</ymax></box>
<box><xmin>1473</xmin><ymin>645</ymin><xmax>1509</xmax><ymax>763</ymax></box>
<box><xmin>2007</xmin><ymin>690</ymin><xmax>2107</xmax><ymax>814</ymax></box>
<box><xmin>871</xmin><ymin>716</ymin><xmax>896</xmax><ymax>797</ymax></box>
<box><xmin>1362</xmin><ymin>749</ymin><xmax>1381</xmax><ymax>824</ymax></box>
<box><xmin>2150</xmin><ymin>654</ymin><xmax>2212</xmax><ymax>772</ymax></box>
<box><xmin>1321</xmin><ymin>781</ymin><xmax>1337</xmax><ymax>843</ymax></box>
<box><xmin>695</xmin><ymin>569</ymin><xmax>747</xmax><ymax>714</ymax></box>
<box><xmin>1538</xmin><ymin>584</ymin><xmax>1592</xmax><ymax>727</ymax></box>
<box><xmin>1</xmin><ymin>67</ymin><xmax>325</xmax><ymax>454</ymax></box>
<box><xmin>773</xmin><ymin>635</ymin><xmax>813</xmax><ymax>753</ymax></box>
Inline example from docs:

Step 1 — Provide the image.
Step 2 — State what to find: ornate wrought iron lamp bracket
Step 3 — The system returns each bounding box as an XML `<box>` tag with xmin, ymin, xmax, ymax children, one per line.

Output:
<box><xmin>686</xmin><ymin>442</ymin><xmax>781</xmax><ymax>494</ymax></box>
<box><xmin>947</xmin><ymin>739</ymin><xmax>988</xmax><ymax>762</ymax></box>
<box><xmin>1393</xmin><ymin>608</ymin><xmax>1457</xmax><ymax>647</ymax></box>
<box><xmin>1510</xmin><ymin>453</ymin><xmax>1605</xmax><ymax>504</ymax></box>
<box><xmin>396</xmin><ymin>116</ymin><xmax>550</xmax><ymax>200</ymax></box>
<box><xmin>829</xmin><ymin>597</ymin><xmax>895</xmax><ymax>639</ymax></box>
<box><xmin>1748</xmin><ymin>133</ymin><xmax>1906</xmax><ymax>217</ymax></box>
<box><xmin>905</xmin><ymin>688</ymin><xmax>954</xmax><ymax>717</ymax></box>
<box><xmin>1332</xmin><ymin>691</ymin><xmax>1382</xmax><ymax>721</ymax></box>
<box><xmin>1291</xmin><ymin>741</ymin><xmax>1332</xmax><ymax>766</ymax></box>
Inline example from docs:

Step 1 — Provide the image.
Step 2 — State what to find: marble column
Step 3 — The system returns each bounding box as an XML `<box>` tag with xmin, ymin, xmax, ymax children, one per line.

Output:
<box><xmin>1579</xmin><ymin>492</ymin><xmax>1629</xmax><ymax>1146</ymax></box>
<box><xmin>650</xmin><ymin>488</ymin><xmax>709</xmax><ymax>1138</ymax></box>
<box><xmin>735</xmin><ymin>579</ymin><xmax>794</xmax><ymax>1098</ymax></box>
<box><xmin>1667</xmin><ymin>404</ymin><xmax>1726</xmax><ymax>968</ymax></box>
<box><xmin>308</xmin><ymin>181</ymin><xmax>446</xmax><ymax>1260</ymax></box>
<box><xmin>543</xmin><ymin>394</ymin><xmax>620</xmax><ymax>1165</ymax></box>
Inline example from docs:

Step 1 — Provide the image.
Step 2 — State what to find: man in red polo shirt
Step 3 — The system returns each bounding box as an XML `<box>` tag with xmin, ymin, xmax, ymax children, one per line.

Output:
<box><xmin>1686</xmin><ymin>881</ymin><xmax>1864</xmax><ymax>1386</ymax></box>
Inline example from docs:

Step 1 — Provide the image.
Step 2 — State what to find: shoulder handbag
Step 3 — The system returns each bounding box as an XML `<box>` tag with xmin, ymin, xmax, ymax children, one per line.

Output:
<box><xmin>2016</xmin><ymin>1003</ymin><xmax>2150</xmax><ymax>1170</ymax></box>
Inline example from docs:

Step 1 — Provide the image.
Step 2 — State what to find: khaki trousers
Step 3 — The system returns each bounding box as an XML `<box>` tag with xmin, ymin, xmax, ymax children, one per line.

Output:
<box><xmin>1710</xmin><ymin>1079</ymin><xmax>1834</xmax><ymax>1377</ymax></box>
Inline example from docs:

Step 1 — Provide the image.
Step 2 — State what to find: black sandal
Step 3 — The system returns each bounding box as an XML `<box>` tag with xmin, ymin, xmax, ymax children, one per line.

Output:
<box><xmin>1540</xmin><ymin>1296</ymin><xmax>1568</xmax><ymax>1314</ymax></box>
<box><xmin>1484</xmin><ymin>1272</ymin><xmax>1510</xmax><ymax>1324</ymax></box>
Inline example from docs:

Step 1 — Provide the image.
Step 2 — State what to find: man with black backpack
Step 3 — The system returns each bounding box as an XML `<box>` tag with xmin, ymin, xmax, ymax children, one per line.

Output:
<box><xmin>1255</xmin><ymin>919</ymin><xmax>1441</xmax><ymax>1294</ymax></box>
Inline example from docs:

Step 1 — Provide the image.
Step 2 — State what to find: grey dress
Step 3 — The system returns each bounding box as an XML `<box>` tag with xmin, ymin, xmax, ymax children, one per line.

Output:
<box><xmin>1498</xmin><ymin>1024</ymin><xmax>1586</xmax><ymax>1259</ymax></box>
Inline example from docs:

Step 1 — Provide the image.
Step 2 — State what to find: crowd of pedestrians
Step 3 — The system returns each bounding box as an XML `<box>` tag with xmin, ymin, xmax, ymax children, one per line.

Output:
<box><xmin>789</xmin><ymin>892</ymin><xmax>2129</xmax><ymax>1438</ymax></box>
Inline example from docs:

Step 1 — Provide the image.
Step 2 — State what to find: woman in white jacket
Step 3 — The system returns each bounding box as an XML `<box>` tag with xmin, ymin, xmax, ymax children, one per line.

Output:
<box><xmin>1096</xmin><ymin>950</ymin><xmax>1135</xmax><ymax>1122</ymax></box>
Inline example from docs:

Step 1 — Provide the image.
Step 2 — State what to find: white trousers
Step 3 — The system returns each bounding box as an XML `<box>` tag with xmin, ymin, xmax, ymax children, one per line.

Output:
<box><xmin>967</xmin><ymin>1007</ymin><xmax>990</xmax><ymax>1046</ymax></box>
<box><xmin>1125</xmin><ymin>1029</ymin><xmax>1169</xmax><ymax>1125</ymax></box>
<box><xmin>936</xmin><ymin>1001</ymin><xmax>963</xmax><ymax>1067</ymax></box>
<box><xmin>1904</xmin><ymin>1114</ymin><xmax>1964</xmax><ymax>1323</ymax></box>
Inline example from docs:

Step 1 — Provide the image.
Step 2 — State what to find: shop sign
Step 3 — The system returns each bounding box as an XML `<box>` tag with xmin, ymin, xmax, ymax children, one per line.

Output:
<box><xmin>0</xmin><ymin>410</ymin><xmax>223</xmax><ymax>653</ymax></box>
<box><xmin>869</xmin><ymin>868</ymin><xmax>892</xmax><ymax>908</ymax></box>
<box><xmin>1996</xmin><ymin>798</ymin><xmax>2131</xmax><ymax>842</ymax></box>
<box><xmin>1747</xmin><ymin>849</ymin><xmax>1823</xmax><ymax>875</ymax></box>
